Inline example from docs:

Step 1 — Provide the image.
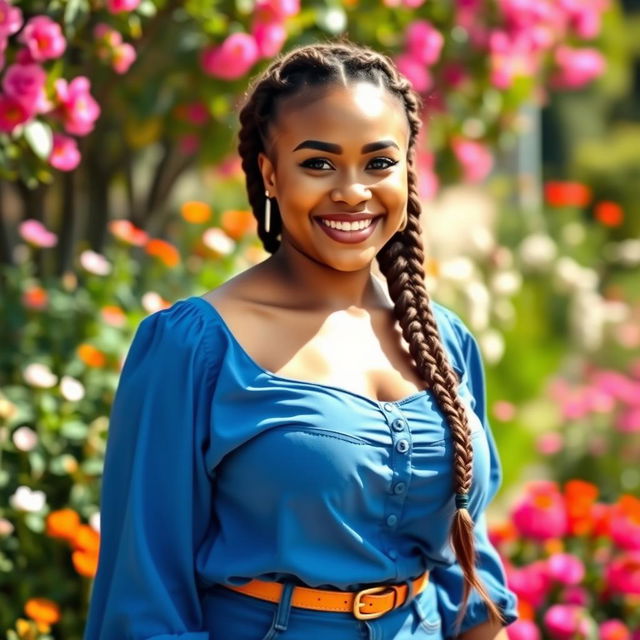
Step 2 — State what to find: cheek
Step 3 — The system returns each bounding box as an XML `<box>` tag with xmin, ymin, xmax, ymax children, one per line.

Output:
<box><xmin>380</xmin><ymin>173</ymin><xmax>408</xmax><ymax>210</ymax></box>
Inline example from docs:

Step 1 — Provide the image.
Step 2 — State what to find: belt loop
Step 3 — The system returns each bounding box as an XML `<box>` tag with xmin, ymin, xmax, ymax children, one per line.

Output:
<box><xmin>399</xmin><ymin>578</ymin><xmax>415</xmax><ymax>609</ymax></box>
<box><xmin>260</xmin><ymin>582</ymin><xmax>294</xmax><ymax>640</ymax></box>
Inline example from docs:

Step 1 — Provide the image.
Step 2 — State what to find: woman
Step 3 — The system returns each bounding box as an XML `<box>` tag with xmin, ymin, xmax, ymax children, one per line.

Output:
<box><xmin>84</xmin><ymin>42</ymin><xmax>518</xmax><ymax>640</ymax></box>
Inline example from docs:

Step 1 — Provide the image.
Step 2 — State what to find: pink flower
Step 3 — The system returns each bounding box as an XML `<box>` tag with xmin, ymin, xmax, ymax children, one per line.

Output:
<box><xmin>552</xmin><ymin>46</ymin><xmax>606</xmax><ymax>89</ymax></box>
<box><xmin>178</xmin><ymin>134</ymin><xmax>200</xmax><ymax>155</ymax></box>
<box><xmin>617</xmin><ymin>407</ymin><xmax>640</xmax><ymax>433</ymax></box>
<box><xmin>599</xmin><ymin>620</ymin><xmax>631</xmax><ymax>640</ymax></box>
<box><xmin>0</xmin><ymin>94</ymin><xmax>30</xmax><ymax>132</ymax></box>
<box><xmin>0</xmin><ymin>0</ymin><xmax>23</xmax><ymax>37</ymax></box>
<box><xmin>561</xmin><ymin>585</ymin><xmax>589</xmax><ymax>606</ymax></box>
<box><xmin>54</xmin><ymin>76</ymin><xmax>101</xmax><ymax>136</ymax></box>
<box><xmin>49</xmin><ymin>133</ymin><xmax>80</xmax><ymax>171</ymax></box>
<box><xmin>19</xmin><ymin>15</ymin><xmax>66</xmax><ymax>62</ymax></box>
<box><xmin>511</xmin><ymin>481</ymin><xmax>568</xmax><ymax>540</ymax></box>
<box><xmin>2</xmin><ymin>64</ymin><xmax>47</xmax><ymax>113</ymax></box>
<box><xmin>93</xmin><ymin>23</ymin><xmax>123</xmax><ymax>46</ymax></box>
<box><xmin>546</xmin><ymin>553</ymin><xmax>586</xmax><ymax>585</ymax></box>
<box><xmin>452</xmin><ymin>137</ymin><xmax>493</xmax><ymax>183</ymax></box>
<box><xmin>493</xmin><ymin>400</ymin><xmax>516</xmax><ymax>422</ymax></box>
<box><xmin>112</xmin><ymin>42</ymin><xmax>136</xmax><ymax>74</ymax></box>
<box><xmin>395</xmin><ymin>54</ymin><xmax>432</xmax><ymax>93</ymax></box>
<box><xmin>19</xmin><ymin>219</ymin><xmax>58</xmax><ymax>248</ymax></box>
<box><xmin>591</xmin><ymin>370</ymin><xmax>640</xmax><ymax>405</ymax></box>
<box><xmin>201</xmin><ymin>33</ymin><xmax>259</xmax><ymax>80</ymax></box>
<box><xmin>405</xmin><ymin>20</ymin><xmax>444</xmax><ymax>66</ymax></box>
<box><xmin>507</xmin><ymin>620</ymin><xmax>541</xmax><ymax>640</ymax></box>
<box><xmin>606</xmin><ymin>552</ymin><xmax>640</xmax><ymax>595</ymax></box>
<box><xmin>252</xmin><ymin>20</ymin><xmax>287</xmax><ymax>58</ymax></box>
<box><xmin>536</xmin><ymin>432</ymin><xmax>564</xmax><ymax>455</ymax></box>
<box><xmin>610</xmin><ymin>499</ymin><xmax>640</xmax><ymax>551</ymax></box>
<box><xmin>506</xmin><ymin>560</ymin><xmax>551</xmax><ymax>607</ymax></box>
<box><xmin>105</xmin><ymin>0</ymin><xmax>141</xmax><ymax>13</ymax></box>
<box><xmin>255</xmin><ymin>0</ymin><xmax>300</xmax><ymax>20</ymax></box>
<box><xmin>543</xmin><ymin>605</ymin><xmax>591</xmax><ymax>640</ymax></box>
<box><xmin>416</xmin><ymin>149</ymin><xmax>438</xmax><ymax>199</ymax></box>
<box><xmin>181</xmin><ymin>101</ymin><xmax>209</xmax><ymax>126</ymax></box>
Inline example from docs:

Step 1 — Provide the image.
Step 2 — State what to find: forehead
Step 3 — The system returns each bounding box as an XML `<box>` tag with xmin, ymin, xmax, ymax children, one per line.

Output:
<box><xmin>269</xmin><ymin>81</ymin><xmax>410</xmax><ymax>150</ymax></box>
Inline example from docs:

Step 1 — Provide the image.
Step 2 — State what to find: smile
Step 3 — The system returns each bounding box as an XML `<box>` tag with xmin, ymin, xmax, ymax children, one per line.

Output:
<box><xmin>314</xmin><ymin>215</ymin><xmax>382</xmax><ymax>244</ymax></box>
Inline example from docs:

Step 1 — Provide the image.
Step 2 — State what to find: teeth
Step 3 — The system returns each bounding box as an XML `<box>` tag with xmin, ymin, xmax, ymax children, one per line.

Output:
<box><xmin>320</xmin><ymin>218</ymin><xmax>374</xmax><ymax>231</ymax></box>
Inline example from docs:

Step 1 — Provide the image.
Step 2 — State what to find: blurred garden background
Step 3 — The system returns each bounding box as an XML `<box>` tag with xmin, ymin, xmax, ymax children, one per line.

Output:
<box><xmin>1</xmin><ymin>0</ymin><xmax>639</xmax><ymax>638</ymax></box>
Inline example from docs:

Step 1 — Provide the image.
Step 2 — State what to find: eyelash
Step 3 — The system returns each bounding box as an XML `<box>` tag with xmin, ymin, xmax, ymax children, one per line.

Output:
<box><xmin>300</xmin><ymin>157</ymin><xmax>399</xmax><ymax>171</ymax></box>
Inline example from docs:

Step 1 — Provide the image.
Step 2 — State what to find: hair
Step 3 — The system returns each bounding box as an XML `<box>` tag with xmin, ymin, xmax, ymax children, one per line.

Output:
<box><xmin>237</xmin><ymin>40</ymin><xmax>504</xmax><ymax>630</ymax></box>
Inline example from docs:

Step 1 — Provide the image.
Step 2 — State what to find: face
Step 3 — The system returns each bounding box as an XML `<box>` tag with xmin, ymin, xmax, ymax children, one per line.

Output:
<box><xmin>258</xmin><ymin>81</ymin><xmax>410</xmax><ymax>272</ymax></box>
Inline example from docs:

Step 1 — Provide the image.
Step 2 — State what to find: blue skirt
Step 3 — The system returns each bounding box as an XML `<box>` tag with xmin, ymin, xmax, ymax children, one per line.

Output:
<box><xmin>200</xmin><ymin>580</ymin><xmax>444</xmax><ymax>640</ymax></box>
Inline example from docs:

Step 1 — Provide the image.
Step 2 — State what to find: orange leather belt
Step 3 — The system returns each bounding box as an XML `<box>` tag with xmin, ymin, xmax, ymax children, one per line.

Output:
<box><xmin>223</xmin><ymin>571</ymin><xmax>429</xmax><ymax>621</ymax></box>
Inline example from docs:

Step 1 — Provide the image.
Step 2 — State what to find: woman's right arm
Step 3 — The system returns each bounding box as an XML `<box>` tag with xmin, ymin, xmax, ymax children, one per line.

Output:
<box><xmin>83</xmin><ymin>301</ymin><xmax>219</xmax><ymax>640</ymax></box>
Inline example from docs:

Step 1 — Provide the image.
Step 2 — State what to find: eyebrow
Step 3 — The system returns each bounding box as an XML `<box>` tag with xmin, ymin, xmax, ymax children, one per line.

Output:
<box><xmin>292</xmin><ymin>139</ymin><xmax>400</xmax><ymax>154</ymax></box>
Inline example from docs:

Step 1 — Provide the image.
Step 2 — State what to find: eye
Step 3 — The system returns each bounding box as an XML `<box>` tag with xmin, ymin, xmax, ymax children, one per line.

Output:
<box><xmin>368</xmin><ymin>157</ymin><xmax>398</xmax><ymax>170</ymax></box>
<box><xmin>300</xmin><ymin>158</ymin><xmax>334</xmax><ymax>170</ymax></box>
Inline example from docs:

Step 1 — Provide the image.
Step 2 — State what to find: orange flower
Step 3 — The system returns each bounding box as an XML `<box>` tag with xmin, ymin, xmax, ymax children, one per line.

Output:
<box><xmin>100</xmin><ymin>305</ymin><xmax>127</xmax><ymax>328</ymax></box>
<box><xmin>77</xmin><ymin>344</ymin><xmax>107</xmax><ymax>368</ymax></box>
<box><xmin>565</xmin><ymin>479</ymin><xmax>599</xmax><ymax>535</ymax></box>
<box><xmin>544</xmin><ymin>181</ymin><xmax>592</xmax><ymax>208</ymax></box>
<box><xmin>108</xmin><ymin>219</ymin><xmax>149</xmax><ymax>246</ymax></box>
<box><xmin>517</xmin><ymin>599</ymin><xmax>535</xmax><ymax>621</ymax></box>
<box><xmin>22</xmin><ymin>286</ymin><xmax>48</xmax><ymax>310</ymax></box>
<box><xmin>24</xmin><ymin>598</ymin><xmax>60</xmax><ymax>625</ymax></box>
<box><xmin>181</xmin><ymin>201</ymin><xmax>212</xmax><ymax>224</ymax></box>
<box><xmin>424</xmin><ymin>257</ymin><xmax>440</xmax><ymax>278</ymax></box>
<box><xmin>489</xmin><ymin>521</ymin><xmax>518</xmax><ymax>546</ymax></box>
<box><xmin>72</xmin><ymin>549</ymin><xmax>99</xmax><ymax>578</ymax></box>
<box><xmin>594</xmin><ymin>201</ymin><xmax>624</xmax><ymax>227</ymax></box>
<box><xmin>16</xmin><ymin>618</ymin><xmax>38</xmax><ymax>638</ymax></box>
<box><xmin>543</xmin><ymin>538</ymin><xmax>564</xmax><ymax>555</ymax></box>
<box><xmin>46</xmin><ymin>509</ymin><xmax>80</xmax><ymax>542</ymax></box>
<box><xmin>72</xmin><ymin>524</ymin><xmax>100</xmax><ymax>554</ymax></box>
<box><xmin>145</xmin><ymin>238</ymin><xmax>181</xmax><ymax>268</ymax></box>
<box><xmin>220</xmin><ymin>209</ymin><xmax>257</xmax><ymax>240</ymax></box>
<box><xmin>592</xmin><ymin>502</ymin><xmax>613</xmax><ymax>537</ymax></box>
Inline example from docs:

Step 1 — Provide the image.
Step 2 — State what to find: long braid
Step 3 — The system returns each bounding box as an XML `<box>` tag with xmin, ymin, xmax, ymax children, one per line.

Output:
<box><xmin>236</xmin><ymin>42</ymin><xmax>504</xmax><ymax>631</ymax></box>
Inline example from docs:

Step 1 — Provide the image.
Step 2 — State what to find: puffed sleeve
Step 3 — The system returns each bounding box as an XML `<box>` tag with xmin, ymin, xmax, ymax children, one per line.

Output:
<box><xmin>430</xmin><ymin>312</ymin><xmax>518</xmax><ymax>638</ymax></box>
<box><xmin>83</xmin><ymin>301</ymin><xmax>219</xmax><ymax>640</ymax></box>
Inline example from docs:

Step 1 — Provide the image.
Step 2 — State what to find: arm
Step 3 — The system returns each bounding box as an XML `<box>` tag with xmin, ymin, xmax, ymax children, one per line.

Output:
<box><xmin>83</xmin><ymin>303</ymin><xmax>218</xmax><ymax>640</ymax></box>
<box><xmin>459</xmin><ymin>621</ymin><xmax>510</xmax><ymax>640</ymax></box>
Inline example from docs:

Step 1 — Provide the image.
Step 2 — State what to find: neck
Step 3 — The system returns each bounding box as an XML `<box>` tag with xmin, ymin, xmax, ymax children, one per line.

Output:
<box><xmin>265</xmin><ymin>240</ymin><xmax>388</xmax><ymax>312</ymax></box>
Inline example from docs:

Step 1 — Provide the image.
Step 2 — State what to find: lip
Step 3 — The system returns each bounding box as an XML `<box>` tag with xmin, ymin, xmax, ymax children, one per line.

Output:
<box><xmin>313</xmin><ymin>215</ymin><xmax>382</xmax><ymax>245</ymax></box>
<box><xmin>314</xmin><ymin>213</ymin><xmax>381</xmax><ymax>222</ymax></box>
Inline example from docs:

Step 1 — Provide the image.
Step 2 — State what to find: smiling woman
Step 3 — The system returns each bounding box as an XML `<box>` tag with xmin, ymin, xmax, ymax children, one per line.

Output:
<box><xmin>84</xmin><ymin>42</ymin><xmax>518</xmax><ymax>640</ymax></box>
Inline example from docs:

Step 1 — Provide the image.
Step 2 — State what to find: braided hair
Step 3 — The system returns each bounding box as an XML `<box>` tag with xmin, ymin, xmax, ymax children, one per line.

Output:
<box><xmin>237</xmin><ymin>41</ymin><xmax>504</xmax><ymax>630</ymax></box>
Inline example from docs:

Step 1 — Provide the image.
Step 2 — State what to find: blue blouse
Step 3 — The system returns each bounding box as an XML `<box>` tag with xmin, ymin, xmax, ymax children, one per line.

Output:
<box><xmin>84</xmin><ymin>295</ymin><xmax>518</xmax><ymax>640</ymax></box>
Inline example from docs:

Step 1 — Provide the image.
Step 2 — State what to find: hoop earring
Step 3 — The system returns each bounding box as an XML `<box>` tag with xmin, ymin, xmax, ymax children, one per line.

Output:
<box><xmin>264</xmin><ymin>191</ymin><xmax>271</xmax><ymax>234</ymax></box>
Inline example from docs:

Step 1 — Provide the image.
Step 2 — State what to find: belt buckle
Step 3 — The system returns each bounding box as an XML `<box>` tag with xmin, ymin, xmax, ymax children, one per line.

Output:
<box><xmin>353</xmin><ymin>585</ymin><xmax>399</xmax><ymax>621</ymax></box>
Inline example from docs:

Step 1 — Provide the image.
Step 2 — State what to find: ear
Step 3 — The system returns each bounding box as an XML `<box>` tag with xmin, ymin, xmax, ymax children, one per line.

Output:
<box><xmin>257</xmin><ymin>152</ymin><xmax>278</xmax><ymax>198</ymax></box>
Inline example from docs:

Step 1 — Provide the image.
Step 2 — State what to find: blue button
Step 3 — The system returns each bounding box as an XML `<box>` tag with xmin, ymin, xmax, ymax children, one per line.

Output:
<box><xmin>383</xmin><ymin>402</ymin><xmax>394</xmax><ymax>412</ymax></box>
<box><xmin>393</xmin><ymin>482</ymin><xmax>406</xmax><ymax>495</ymax></box>
<box><xmin>396</xmin><ymin>439</ymin><xmax>409</xmax><ymax>454</ymax></box>
<box><xmin>392</xmin><ymin>418</ymin><xmax>405</xmax><ymax>432</ymax></box>
<box><xmin>387</xmin><ymin>549</ymin><xmax>398</xmax><ymax>560</ymax></box>
<box><xmin>386</xmin><ymin>514</ymin><xmax>398</xmax><ymax>527</ymax></box>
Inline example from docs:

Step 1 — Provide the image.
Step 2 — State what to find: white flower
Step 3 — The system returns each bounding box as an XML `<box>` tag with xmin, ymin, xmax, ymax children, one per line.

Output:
<box><xmin>90</xmin><ymin>511</ymin><xmax>101</xmax><ymax>533</ymax></box>
<box><xmin>554</xmin><ymin>258</ymin><xmax>598</xmax><ymax>292</ymax></box>
<box><xmin>478</xmin><ymin>329</ymin><xmax>505</xmax><ymax>364</ymax></box>
<box><xmin>463</xmin><ymin>281</ymin><xmax>491</xmax><ymax>332</ymax></box>
<box><xmin>490</xmin><ymin>270</ymin><xmax>522</xmax><ymax>296</ymax></box>
<box><xmin>604</xmin><ymin>239</ymin><xmax>640</xmax><ymax>266</ymax></box>
<box><xmin>202</xmin><ymin>228</ymin><xmax>235</xmax><ymax>257</ymax></box>
<box><xmin>439</xmin><ymin>257</ymin><xmax>475</xmax><ymax>282</ymax></box>
<box><xmin>23</xmin><ymin>363</ymin><xmax>58</xmax><ymax>389</ymax></box>
<box><xmin>79</xmin><ymin>250</ymin><xmax>112</xmax><ymax>276</ymax></box>
<box><xmin>561</xmin><ymin>222</ymin><xmax>586</xmax><ymax>246</ymax></box>
<box><xmin>518</xmin><ymin>233</ymin><xmax>557</xmax><ymax>271</ymax></box>
<box><xmin>12</xmin><ymin>426</ymin><xmax>38</xmax><ymax>452</ymax></box>
<box><xmin>0</xmin><ymin>518</ymin><xmax>14</xmax><ymax>537</ymax></box>
<box><xmin>141</xmin><ymin>291</ymin><xmax>167</xmax><ymax>314</ymax></box>
<box><xmin>60</xmin><ymin>375</ymin><xmax>85</xmax><ymax>402</ymax></box>
<box><xmin>9</xmin><ymin>486</ymin><xmax>46</xmax><ymax>512</ymax></box>
<box><xmin>570</xmin><ymin>290</ymin><xmax>604</xmax><ymax>351</ymax></box>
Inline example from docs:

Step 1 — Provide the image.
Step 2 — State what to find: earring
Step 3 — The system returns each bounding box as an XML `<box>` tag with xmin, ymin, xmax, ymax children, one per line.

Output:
<box><xmin>264</xmin><ymin>190</ymin><xmax>271</xmax><ymax>234</ymax></box>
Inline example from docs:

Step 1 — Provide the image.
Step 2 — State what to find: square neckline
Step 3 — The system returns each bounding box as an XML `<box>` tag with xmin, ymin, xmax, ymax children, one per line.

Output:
<box><xmin>187</xmin><ymin>295</ymin><xmax>432</xmax><ymax>408</ymax></box>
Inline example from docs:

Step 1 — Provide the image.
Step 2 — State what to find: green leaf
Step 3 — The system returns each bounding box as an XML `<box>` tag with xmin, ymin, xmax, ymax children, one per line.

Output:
<box><xmin>61</xmin><ymin>420</ymin><xmax>89</xmax><ymax>440</ymax></box>
<box><xmin>23</xmin><ymin>120</ymin><xmax>53</xmax><ymax>160</ymax></box>
<box><xmin>137</xmin><ymin>0</ymin><xmax>158</xmax><ymax>17</ymax></box>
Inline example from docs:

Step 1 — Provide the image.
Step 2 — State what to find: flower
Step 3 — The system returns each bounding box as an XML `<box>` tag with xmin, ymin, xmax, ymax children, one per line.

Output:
<box><xmin>606</xmin><ymin>552</ymin><xmax>640</xmax><ymax>595</ymax></box>
<box><xmin>544</xmin><ymin>181</ymin><xmax>592</xmax><ymax>208</ymax></box>
<box><xmin>202</xmin><ymin>227</ymin><xmax>236</xmax><ymax>257</ymax></box>
<box><xmin>106</xmin><ymin>0</ymin><xmax>141</xmax><ymax>13</ymax></box>
<box><xmin>507</xmin><ymin>560</ymin><xmax>551</xmax><ymax>607</ymax></box>
<box><xmin>564</xmin><ymin>479</ymin><xmax>599</xmax><ymax>536</ymax></box>
<box><xmin>112</xmin><ymin>42</ymin><xmax>136</xmax><ymax>74</ymax></box>
<box><xmin>72</xmin><ymin>524</ymin><xmax>100</xmax><ymax>553</ymax></box>
<box><xmin>55</xmin><ymin>76</ymin><xmax>101</xmax><ymax>136</ymax></box>
<box><xmin>23</xmin><ymin>362</ymin><xmax>57</xmax><ymax>388</ymax></box>
<box><xmin>19</xmin><ymin>16</ymin><xmax>66</xmax><ymax>61</ymax></box>
<box><xmin>24</xmin><ymin>598</ymin><xmax>60</xmax><ymax>625</ymax></box>
<box><xmin>0</xmin><ymin>94</ymin><xmax>30</xmax><ymax>132</ymax></box>
<box><xmin>79</xmin><ymin>249</ymin><xmax>112</xmax><ymax>275</ymax></box>
<box><xmin>60</xmin><ymin>375</ymin><xmax>85</xmax><ymax>402</ymax></box>
<box><xmin>145</xmin><ymin>238</ymin><xmax>180</xmax><ymax>268</ymax></box>
<box><xmin>594</xmin><ymin>201</ymin><xmax>624</xmax><ymax>227</ymax></box>
<box><xmin>100</xmin><ymin>305</ymin><xmax>126</xmax><ymax>328</ymax></box>
<box><xmin>180</xmin><ymin>201</ymin><xmax>212</xmax><ymax>224</ymax></box>
<box><xmin>89</xmin><ymin>511</ymin><xmax>101</xmax><ymax>533</ymax></box>
<box><xmin>610</xmin><ymin>496</ymin><xmax>640</xmax><ymax>551</ymax></box>
<box><xmin>405</xmin><ymin>20</ymin><xmax>444</xmax><ymax>66</ymax></box>
<box><xmin>220</xmin><ymin>209</ymin><xmax>257</xmax><ymax>240</ymax></box>
<box><xmin>0</xmin><ymin>518</ymin><xmax>14</xmax><ymax>536</ymax></box>
<box><xmin>141</xmin><ymin>291</ymin><xmax>171</xmax><ymax>314</ymax></box>
<box><xmin>49</xmin><ymin>133</ymin><xmax>81</xmax><ymax>171</ymax></box>
<box><xmin>599</xmin><ymin>620</ymin><xmax>631</xmax><ymax>640</ymax></box>
<box><xmin>507</xmin><ymin>620</ymin><xmax>541</xmax><ymax>640</ymax></box>
<box><xmin>77</xmin><ymin>344</ymin><xmax>107</xmax><ymax>368</ymax></box>
<box><xmin>617</xmin><ymin>407</ymin><xmax>640</xmax><ymax>433</ymax></box>
<box><xmin>201</xmin><ymin>33</ymin><xmax>260</xmax><ymax>80</ymax></box>
<box><xmin>452</xmin><ymin>137</ymin><xmax>493</xmax><ymax>183</ymax></box>
<box><xmin>19</xmin><ymin>219</ymin><xmax>58</xmax><ymax>248</ymax></box>
<box><xmin>9</xmin><ymin>486</ymin><xmax>46</xmax><ymax>512</ymax></box>
<box><xmin>255</xmin><ymin>0</ymin><xmax>300</xmax><ymax>20</ymax></box>
<box><xmin>543</xmin><ymin>605</ymin><xmax>591</xmax><ymax>640</ymax></box>
<box><xmin>252</xmin><ymin>19</ymin><xmax>287</xmax><ymax>58</ymax></box>
<box><xmin>493</xmin><ymin>400</ymin><xmax>516</xmax><ymax>422</ymax></box>
<box><xmin>546</xmin><ymin>553</ymin><xmax>586</xmax><ymax>586</ymax></box>
<box><xmin>21</xmin><ymin>285</ymin><xmax>48</xmax><ymax>310</ymax></box>
<box><xmin>0</xmin><ymin>1</ymin><xmax>23</xmax><ymax>37</ymax></box>
<box><xmin>552</xmin><ymin>46</ymin><xmax>606</xmax><ymax>89</ymax></box>
<box><xmin>395</xmin><ymin>54</ymin><xmax>432</xmax><ymax>93</ymax></box>
<box><xmin>108</xmin><ymin>219</ymin><xmax>148</xmax><ymax>246</ymax></box>
<box><xmin>72</xmin><ymin>549</ymin><xmax>99</xmax><ymax>577</ymax></box>
<box><xmin>536</xmin><ymin>432</ymin><xmax>564</xmax><ymax>455</ymax></box>
<box><xmin>2</xmin><ymin>63</ymin><xmax>47</xmax><ymax>113</ymax></box>
<box><xmin>46</xmin><ymin>508</ymin><xmax>80</xmax><ymax>541</ymax></box>
<box><xmin>511</xmin><ymin>481</ymin><xmax>568</xmax><ymax>540</ymax></box>
<box><xmin>12</xmin><ymin>426</ymin><xmax>38</xmax><ymax>452</ymax></box>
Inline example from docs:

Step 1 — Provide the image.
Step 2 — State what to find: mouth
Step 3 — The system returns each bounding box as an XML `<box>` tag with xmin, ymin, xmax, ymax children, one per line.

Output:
<box><xmin>313</xmin><ymin>214</ymin><xmax>383</xmax><ymax>244</ymax></box>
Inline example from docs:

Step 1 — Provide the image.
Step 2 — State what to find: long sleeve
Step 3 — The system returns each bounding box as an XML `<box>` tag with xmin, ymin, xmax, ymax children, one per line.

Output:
<box><xmin>430</xmin><ymin>312</ymin><xmax>518</xmax><ymax>638</ymax></box>
<box><xmin>84</xmin><ymin>302</ymin><xmax>219</xmax><ymax>640</ymax></box>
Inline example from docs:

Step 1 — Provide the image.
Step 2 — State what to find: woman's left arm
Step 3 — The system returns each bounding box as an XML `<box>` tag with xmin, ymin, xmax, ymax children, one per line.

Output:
<box><xmin>459</xmin><ymin>622</ymin><xmax>510</xmax><ymax>640</ymax></box>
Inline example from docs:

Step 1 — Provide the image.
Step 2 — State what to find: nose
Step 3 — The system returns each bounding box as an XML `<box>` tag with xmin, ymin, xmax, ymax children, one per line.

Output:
<box><xmin>330</xmin><ymin>176</ymin><xmax>372</xmax><ymax>206</ymax></box>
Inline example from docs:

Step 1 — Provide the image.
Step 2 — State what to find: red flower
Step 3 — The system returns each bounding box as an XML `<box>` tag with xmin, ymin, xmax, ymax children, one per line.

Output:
<box><xmin>545</xmin><ymin>181</ymin><xmax>592</xmax><ymax>208</ymax></box>
<box><xmin>594</xmin><ymin>201</ymin><xmax>624</xmax><ymax>227</ymax></box>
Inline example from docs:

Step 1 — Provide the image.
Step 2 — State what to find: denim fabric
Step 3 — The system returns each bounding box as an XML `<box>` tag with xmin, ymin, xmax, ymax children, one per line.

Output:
<box><xmin>83</xmin><ymin>296</ymin><xmax>518</xmax><ymax>640</ymax></box>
